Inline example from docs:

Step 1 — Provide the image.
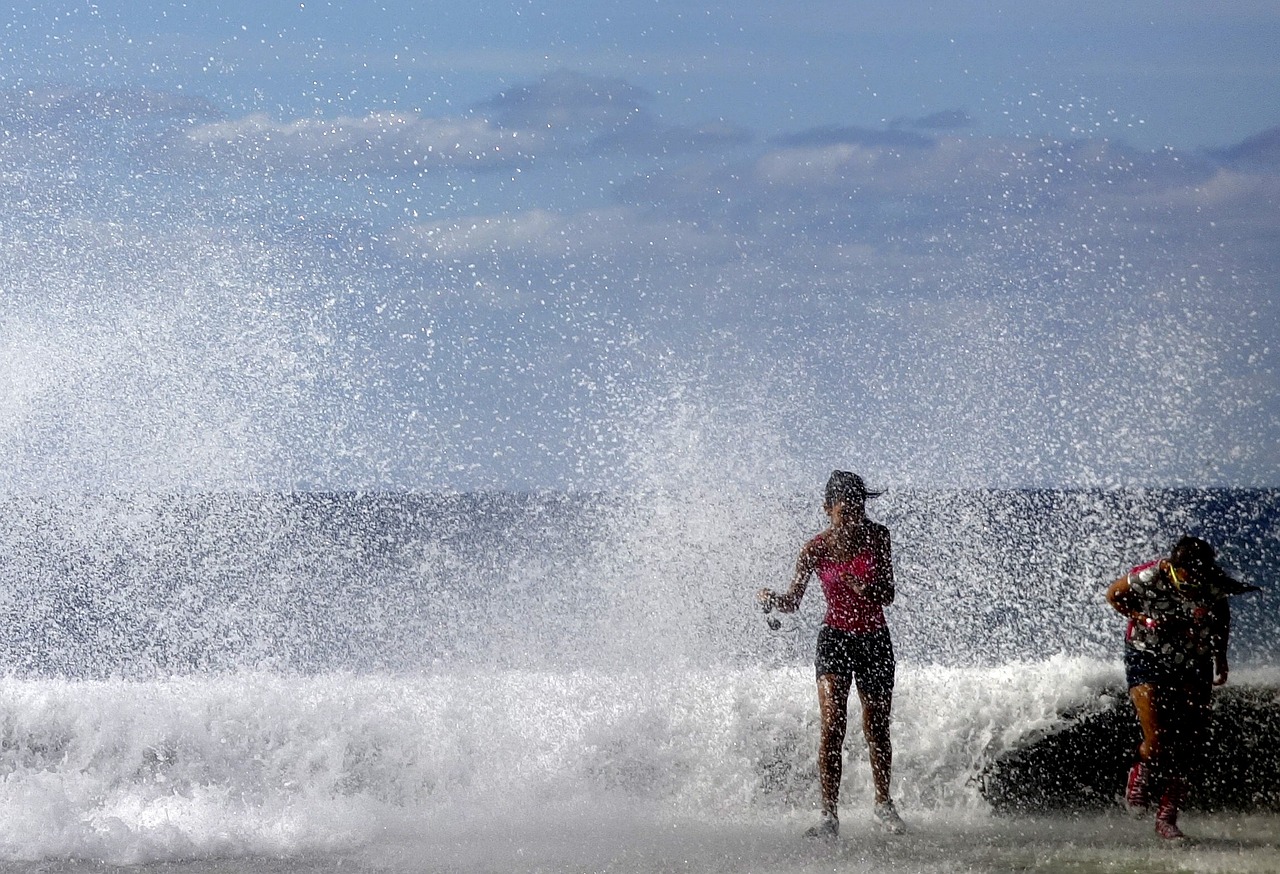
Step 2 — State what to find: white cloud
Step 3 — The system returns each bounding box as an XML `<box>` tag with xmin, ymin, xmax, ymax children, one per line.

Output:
<box><xmin>1144</xmin><ymin>167</ymin><xmax>1280</xmax><ymax>212</ymax></box>
<box><xmin>177</xmin><ymin>71</ymin><xmax>748</xmax><ymax>179</ymax></box>
<box><xmin>391</xmin><ymin>206</ymin><xmax>732</xmax><ymax>265</ymax></box>
<box><xmin>185</xmin><ymin>111</ymin><xmax>541</xmax><ymax>175</ymax></box>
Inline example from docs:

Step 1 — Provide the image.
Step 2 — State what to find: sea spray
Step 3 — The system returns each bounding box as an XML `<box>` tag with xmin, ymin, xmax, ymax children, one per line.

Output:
<box><xmin>8</xmin><ymin>659</ymin><xmax>1276</xmax><ymax>862</ymax></box>
<box><xmin>0</xmin><ymin>659</ymin><xmax>1153</xmax><ymax>861</ymax></box>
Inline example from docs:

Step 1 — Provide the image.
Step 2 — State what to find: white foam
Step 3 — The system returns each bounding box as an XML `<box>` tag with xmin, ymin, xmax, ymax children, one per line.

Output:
<box><xmin>2</xmin><ymin>660</ymin><xmax>1276</xmax><ymax>865</ymax></box>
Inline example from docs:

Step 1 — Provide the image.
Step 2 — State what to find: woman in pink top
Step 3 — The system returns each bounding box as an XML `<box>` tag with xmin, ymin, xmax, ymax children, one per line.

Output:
<box><xmin>758</xmin><ymin>470</ymin><xmax>904</xmax><ymax>838</ymax></box>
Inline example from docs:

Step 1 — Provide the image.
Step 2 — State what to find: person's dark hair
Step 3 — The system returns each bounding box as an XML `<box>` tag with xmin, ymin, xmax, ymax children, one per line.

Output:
<box><xmin>823</xmin><ymin>470</ymin><xmax>883</xmax><ymax>509</ymax></box>
<box><xmin>1170</xmin><ymin>535</ymin><xmax>1216</xmax><ymax>571</ymax></box>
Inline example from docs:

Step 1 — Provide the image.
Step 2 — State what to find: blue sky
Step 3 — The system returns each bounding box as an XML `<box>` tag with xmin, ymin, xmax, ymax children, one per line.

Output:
<box><xmin>1</xmin><ymin>1</ymin><xmax>1278</xmax><ymax>491</ymax></box>
<box><xmin>11</xmin><ymin>1</ymin><xmax>1276</xmax><ymax>148</ymax></box>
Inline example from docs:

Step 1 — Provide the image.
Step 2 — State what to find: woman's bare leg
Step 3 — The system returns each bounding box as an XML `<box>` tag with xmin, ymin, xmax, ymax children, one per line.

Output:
<box><xmin>859</xmin><ymin>686</ymin><xmax>893</xmax><ymax>805</ymax></box>
<box><xmin>817</xmin><ymin>673</ymin><xmax>853</xmax><ymax>818</ymax></box>
<box><xmin>1130</xmin><ymin>683</ymin><xmax>1161</xmax><ymax>763</ymax></box>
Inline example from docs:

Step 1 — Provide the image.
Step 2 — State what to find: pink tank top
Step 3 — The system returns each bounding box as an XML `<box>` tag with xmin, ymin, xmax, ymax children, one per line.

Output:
<box><xmin>813</xmin><ymin>536</ymin><xmax>888</xmax><ymax>634</ymax></box>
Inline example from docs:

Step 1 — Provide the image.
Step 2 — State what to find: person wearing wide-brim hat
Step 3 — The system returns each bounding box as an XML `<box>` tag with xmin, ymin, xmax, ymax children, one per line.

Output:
<box><xmin>758</xmin><ymin>470</ymin><xmax>905</xmax><ymax>837</ymax></box>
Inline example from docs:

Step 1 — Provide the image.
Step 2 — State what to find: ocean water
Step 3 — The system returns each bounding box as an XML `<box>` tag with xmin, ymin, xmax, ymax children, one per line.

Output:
<box><xmin>0</xmin><ymin>490</ymin><xmax>1276</xmax><ymax>871</ymax></box>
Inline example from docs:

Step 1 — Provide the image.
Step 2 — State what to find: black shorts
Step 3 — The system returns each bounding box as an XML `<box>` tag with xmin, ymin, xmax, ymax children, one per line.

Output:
<box><xmin>815</xmin><ymin>625</ymin><xmax>895</xmax><ymax>701</ymax></box>
<box><xmin>1123</xmin><ymin>645</ymin><xmax>1212</xmax><ymax>690</ymax></box>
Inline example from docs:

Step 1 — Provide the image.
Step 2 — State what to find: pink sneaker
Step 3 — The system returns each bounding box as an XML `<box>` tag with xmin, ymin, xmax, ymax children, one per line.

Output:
<box><xmin>1124</xmin><ymin>762</ymin><xmax>1149</xmax><ymax>813</ymax></box>
<box><xmin>1154</xmin><ymin>778</ymin><xmax>1188</xmax><ymax>841</ymax></box>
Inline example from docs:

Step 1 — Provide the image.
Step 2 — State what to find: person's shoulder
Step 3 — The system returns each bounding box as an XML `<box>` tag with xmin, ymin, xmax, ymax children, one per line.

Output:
<box><xmin>1130</xmin><ymin>559</ymin><xmax>1161</xmax><ymax>579</ymax></box>
<box><xmin>803</xmin><ymin>532</ymin><xmax>830</xmax><ymax>557</ymax></box>
<box><xmin>1128</xmin><ymin>559</ymin><xmax>1164</xmax><ymax>592</ymax></box>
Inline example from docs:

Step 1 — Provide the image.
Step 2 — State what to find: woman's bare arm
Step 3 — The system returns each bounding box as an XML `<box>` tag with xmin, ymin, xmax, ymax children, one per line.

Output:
<box><xmin>758</xmin><ymin>540</ymin><xmax>819</xmax><ymax>613</ymax></box>
<box><xmin>1106</xmin><ymin>575</ymin><xmax>1144</xmax><ymax>621</ymax></box>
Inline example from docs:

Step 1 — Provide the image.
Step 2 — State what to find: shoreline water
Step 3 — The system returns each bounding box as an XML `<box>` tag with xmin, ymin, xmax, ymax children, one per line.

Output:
<box><xmin>0</xmin><ymin>810</ymin><xmax>1276</xmax><ymax>873</ymax></box>
<box><xmin>1</xmin><ymin>661</ymin><xmax>1278</xmax><ymax>867</ymax></box>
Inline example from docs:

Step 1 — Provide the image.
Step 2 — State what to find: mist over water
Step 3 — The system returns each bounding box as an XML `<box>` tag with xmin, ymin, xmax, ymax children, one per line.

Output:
<box><xmin>0</xmin><ymin>219</ymin><xmax>340</xmax><ymax>493</ymax></box>
<box><xmin>0</xmin><ymin>485</ymin><xmax>1272</xmax><ymax>680</ymax></box>
<box><xmin>0</xmin><ymin>198</ymin><xmax>1275</xmax><ymax>676</ymax></box>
